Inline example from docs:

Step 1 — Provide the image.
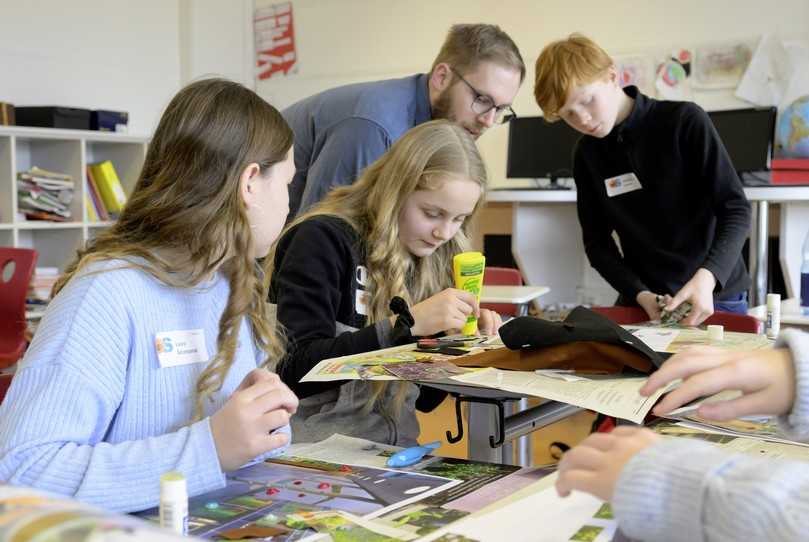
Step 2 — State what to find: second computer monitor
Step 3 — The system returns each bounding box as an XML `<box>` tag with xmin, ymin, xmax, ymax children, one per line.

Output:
<box><xmin>507</xmin><ymin>116</ymin><xmax>581</xmax><ymax>181</ymax></box>
<box><xmin>708</xmin><ymin>107</ymin><xmax>777</xmax><ymax>173</ymax></box>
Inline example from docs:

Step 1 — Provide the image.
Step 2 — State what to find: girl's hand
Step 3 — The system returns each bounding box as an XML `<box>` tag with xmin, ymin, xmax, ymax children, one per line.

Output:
<box><xmin>642</xmin><ymin>346</ymin><xmax>795</xmax><ymax>421</ymax></box>
<box><xmin>410</xmin><ymin>288</ymin><xmax>477</xmax><ymax>337</ymax></box>
<box><xmin>210</xmin><ymin>369</ymin><xmax>299</xmax><ymax>471</ymax></box>
<box><xmin>556</xmin><ymin>426</ymin><xmax>660</xmax><ymax>502</ymax></box>
<box><xmin>477</xmin><ymin>308</ymin><xmax>503</xmax><ymax>336</ymax></box>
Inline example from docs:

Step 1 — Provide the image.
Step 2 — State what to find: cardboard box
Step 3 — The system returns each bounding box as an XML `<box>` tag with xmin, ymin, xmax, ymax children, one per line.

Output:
<box><xmin>0</xmin><ymin>102</ymin><xmax>14</xmax><ymax>126</ymax></box>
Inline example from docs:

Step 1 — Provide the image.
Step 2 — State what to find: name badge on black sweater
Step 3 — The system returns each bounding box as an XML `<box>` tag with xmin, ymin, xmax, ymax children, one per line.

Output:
<box><xmin>604</xmin><ymin>173</ymin><xmax>642</xmax><ymax>197</ymax></box>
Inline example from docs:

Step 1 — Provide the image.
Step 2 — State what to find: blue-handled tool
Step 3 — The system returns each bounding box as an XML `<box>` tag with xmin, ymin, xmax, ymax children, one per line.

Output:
<box><xmin>386</xmin><ymin>441</ymin><xmax>441</xmax><ymax>468</ymax></box>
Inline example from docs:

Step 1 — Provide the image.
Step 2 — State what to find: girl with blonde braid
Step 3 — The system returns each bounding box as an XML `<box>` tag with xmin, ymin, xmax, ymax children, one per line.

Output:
<box><xmin>0</xmin><ymin>79</ymin><xmax>298</xmax><ymax>513</ymax></box>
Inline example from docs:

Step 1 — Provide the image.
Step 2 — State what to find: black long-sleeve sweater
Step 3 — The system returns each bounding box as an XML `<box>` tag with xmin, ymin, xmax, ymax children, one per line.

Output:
<box><xmin>269</xmin><ymin>215</ymin><xmax>444</xmax><ymax>413</ymax></box>
<box><xmin>573</xmin><ymin>86</ymin><xmax>751</xmax><ymax>301</ymax></box>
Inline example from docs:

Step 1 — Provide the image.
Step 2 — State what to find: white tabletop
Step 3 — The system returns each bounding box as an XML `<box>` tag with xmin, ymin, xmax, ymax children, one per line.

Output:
<box><xmin>749</xmin><ymin>298</ymin><xmax>809</xmax><ymax>325</ymax></box>
<box><xmin>480</xmin><ymin>285</ymin><xmax>550</xmax><ymax>304</ymax></box>
<box><xmin>486</xmin><ymin>186</ymin><xmax>809</xmax><ymax>204</ymax></box>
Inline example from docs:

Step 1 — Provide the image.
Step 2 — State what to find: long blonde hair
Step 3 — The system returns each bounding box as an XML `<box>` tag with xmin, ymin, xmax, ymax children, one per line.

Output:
<box><xmin>54</xmin><ymin>78</ymin><xmax>294</xmax><ymax>419</ymax></box>
<box><xmin>269</xmin><ymin>120</ymin><xmax>487</xmax><ymax>413</ymax></box>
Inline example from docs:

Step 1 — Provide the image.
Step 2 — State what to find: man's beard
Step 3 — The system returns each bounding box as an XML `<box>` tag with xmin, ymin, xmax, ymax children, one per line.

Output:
<box><xmin>431</xmin><ymin>86</ymin><xmax>484</xmax><ymax>139</ymax></box>
<box><xmin>431</xmin><ymin>88</ymin><xmax>455</xmax><ymax>122</ymax></box>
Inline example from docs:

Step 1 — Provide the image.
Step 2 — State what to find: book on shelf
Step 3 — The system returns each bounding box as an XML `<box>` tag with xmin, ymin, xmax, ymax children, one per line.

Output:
<box><xmin>16</xmin><ymin>166</ymin><xmax>74</xmax><ymax>222</ymax></box>
<box><xmin>18</xmin><ymin>166</ymin><xmax>75</xmax><ymax>190</ymax></box>
<box><xmin>84</xmin><ymin>193</ymin><xmax>98</xmax><ymax>222</ymax></box>
<box><xmin>87</xmin><ymin>160</ymin><xmax>127</xmax><ymax>215</ymax></box>
<box><xmin>85</xmin><ymin>165</ymin><xmax>110</xmax><ymax>221</ymax></box>
<box><xmin>26</xmin><ymin>267</ymin><xmax>59</xmax><ymax>311</ymax></box>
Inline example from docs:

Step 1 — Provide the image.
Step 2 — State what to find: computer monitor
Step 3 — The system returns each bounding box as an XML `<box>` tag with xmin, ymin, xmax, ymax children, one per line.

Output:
<box><xmin>506</xmin><ymin>116</ymin><xmax>581</xmax><ymax>183</ymax></box>
<box><xmin>707</xmin><ymin>107</ymin><xmax>777</xmax><ymax>173</ymax></box>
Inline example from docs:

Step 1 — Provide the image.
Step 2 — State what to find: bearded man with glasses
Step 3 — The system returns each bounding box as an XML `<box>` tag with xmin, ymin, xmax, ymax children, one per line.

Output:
<box><xmin>282</xmin><ymin>23</ymin><xmax>524</xmax><ymax>217</ymax></box>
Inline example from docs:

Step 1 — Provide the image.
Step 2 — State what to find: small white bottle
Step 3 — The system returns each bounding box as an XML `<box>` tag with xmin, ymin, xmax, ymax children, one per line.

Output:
<box><xmin>159</xmin><ymin>471</ymin><xmax>188</xmax><ymax>535</ymax></box>
<box><xmin>766</xmin><ymin>293</ymin><xmax>781</xmax><ymax>339</ymax></box>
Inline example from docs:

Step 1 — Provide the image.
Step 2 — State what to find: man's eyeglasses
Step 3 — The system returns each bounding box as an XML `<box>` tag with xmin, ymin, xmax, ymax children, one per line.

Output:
<box><xmin>449</xmin><ymin>67</ymin><xmax>516</xmax><ymax>125</ymax></box>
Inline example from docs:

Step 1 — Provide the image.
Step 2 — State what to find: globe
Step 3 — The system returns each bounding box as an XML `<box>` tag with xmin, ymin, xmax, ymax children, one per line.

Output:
<box><xmin>777</xmin><ymin>94</ymin><xmax>809</xmax><ymax>158</ymax></box>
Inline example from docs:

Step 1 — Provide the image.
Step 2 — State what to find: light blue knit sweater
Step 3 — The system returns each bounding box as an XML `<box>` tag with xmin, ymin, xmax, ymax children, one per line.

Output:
<box><xmin>0</xmin><ymin>259</ymin><xmax>289</xmax><ymax>513</ymax></box>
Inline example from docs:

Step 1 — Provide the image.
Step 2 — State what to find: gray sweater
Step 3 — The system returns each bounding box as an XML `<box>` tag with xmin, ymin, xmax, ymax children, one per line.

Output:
<box><xmin>613</xmin><ymin>329</ymin><xmax>809</xmax><ymax>541</ymax></box>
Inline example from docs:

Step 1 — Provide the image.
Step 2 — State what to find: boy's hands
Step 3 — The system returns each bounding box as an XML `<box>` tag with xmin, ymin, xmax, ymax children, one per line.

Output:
<box><xmin>556</xmin><ymin>426</ymin><xmax>660</xmax><ymax>502</ymax></box>
<box><xmin>642</xmin><ymin>346</ymin><xmax>796</xmax><ymax>421</ymax></box>
<box><xmin>666</xmin><ymin>268</ymin><xmax>716</xmax><ymax>326</ymax></box>
<box><xmin>636</xmin><ymin>291</ymin><xmax>669</xmax><ymax>321</ymax></box>
<box><xmin>210</xmin><ymin>368</ymin><xmax>298</xmax><ymax>471</ymax></box>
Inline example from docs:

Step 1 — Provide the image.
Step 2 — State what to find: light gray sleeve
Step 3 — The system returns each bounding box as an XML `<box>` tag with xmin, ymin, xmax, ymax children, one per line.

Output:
<box><xmin>613</xmin><ymin>437</ymin><xmax>809</xmax><ymax>542</ymax></box>
<box><xmin>776</xmin><ymin>329</ymin><xmax>809</xmax><ymax>440</ymax></box>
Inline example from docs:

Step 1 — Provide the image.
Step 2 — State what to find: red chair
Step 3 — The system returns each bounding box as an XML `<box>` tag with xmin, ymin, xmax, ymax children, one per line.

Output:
<box><xmin>589</xmin><ymin>306</ymin><xmax>647</xmax><ymax>325</ymax></box>
<box><xmin>590</xmin><ymin>305</ymin><xmax>762</xmax><ymax>333</ymax></box>
<box><xmin>0</xmin><ymin>373</ymin><xmax>12</xmax><ymax>404</ymax></box>
<box><xmin>705</xmin><ymin>311</ymin><xmax>761</xmax><ymax>334</ymax></box>
<box><xmin>0</xmin><ymin>248</ymin><xmax>38</xmax><ymax>368</ymax></box>
<box><xmin>481</xmin><ymin>266</ymin><xmax>523</xmax><ymax>317</ymax></box>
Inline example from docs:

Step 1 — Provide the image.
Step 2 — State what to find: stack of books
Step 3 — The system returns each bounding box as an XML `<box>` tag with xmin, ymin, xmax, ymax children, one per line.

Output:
<box><xmin>86</xmin><ymin>160</ymin><xmax>127</xmax><ymax>221</ymax></box>
<box><xmin>26</xmin><ymin>267</ymin><xmax>59</xmax><ymax>314</ymax></box>
<box><xmin>16</xmin><ymin>167</ymin><xmax>74</xmax><ymax>221</ymax></box>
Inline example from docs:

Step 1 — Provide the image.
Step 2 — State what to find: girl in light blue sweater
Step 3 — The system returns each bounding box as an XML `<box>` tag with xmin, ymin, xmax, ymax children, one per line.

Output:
<box><xmin>0</xmin><ymin>78</ymin><xmax>299</xmax><ymax>513</ymax></box>
<box><xmin>557</xmin><ymin>329</ymin><xmax>809</xmax><ymax>542</ymax></box>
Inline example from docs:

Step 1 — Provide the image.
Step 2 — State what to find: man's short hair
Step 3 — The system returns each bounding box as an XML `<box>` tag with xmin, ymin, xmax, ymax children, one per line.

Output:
<box><xmin>431</xmin><ymin>24</ymin><xmax>525</xmax><ymax>82</ymax></box>
<box><xmin>534</xmin><ymin>33</ymin><xmax>613</xmax><ymax>122</ymax></box>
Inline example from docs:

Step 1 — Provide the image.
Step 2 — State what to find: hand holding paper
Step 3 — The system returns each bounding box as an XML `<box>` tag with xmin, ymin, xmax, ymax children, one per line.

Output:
<box><xmin>642</xmin><ymin>346</ymin><xmax>795</xmax><ymax>421</ymax></box>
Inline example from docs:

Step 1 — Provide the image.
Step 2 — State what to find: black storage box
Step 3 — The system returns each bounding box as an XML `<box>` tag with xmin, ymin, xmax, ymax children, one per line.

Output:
<box><xmin>91</xmin><ymin>110</ymin><xmax>129</xmax><ymax>132</ymax></box>
<box><xmin>15</xmin><ymin>106</ymin><xmax>91</xmax><ymax>130</ymax></box>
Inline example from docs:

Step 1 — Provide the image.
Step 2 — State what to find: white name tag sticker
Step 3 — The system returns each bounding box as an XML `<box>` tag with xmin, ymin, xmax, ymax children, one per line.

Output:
<box><xmin>604</xmin><ymin>173</ymin><xmax>642</xmax><ymax>197</ymax></box>
<box><xmin>155</xmin><ymin>329</ymin><xmax>210</xmax><ymax>368</ymax></box>
<box><xmin>355</xmin><ymin>288</ymin><xmax>369</xmax><ymax>316</ymax></box>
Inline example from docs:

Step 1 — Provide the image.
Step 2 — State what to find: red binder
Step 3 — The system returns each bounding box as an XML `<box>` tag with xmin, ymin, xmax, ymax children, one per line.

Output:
<box><xmin>771</xmin><ymin>159</ymin><xmax>809</xmax><ymax>185</ymax></box>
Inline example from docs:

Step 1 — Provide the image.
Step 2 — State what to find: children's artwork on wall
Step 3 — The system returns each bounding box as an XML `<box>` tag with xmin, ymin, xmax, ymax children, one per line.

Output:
<box><xmin>613</xmin><ymin>55</ymin><xmax>654</xmax><ymax>95</ymax></box>
<box><xmin>693</xmin><ymin>42</ymin><xmax>753</xmax><ymax>89</ymax></box>
<box><xmin>255</xmin><ymin>2</ymin><xmax>297</xmax><ymax>81</ymax></box>
<box><xmin>655</xmin><ymin>49</ymin><xmax>693</xmax><ymax>100</ymax></box>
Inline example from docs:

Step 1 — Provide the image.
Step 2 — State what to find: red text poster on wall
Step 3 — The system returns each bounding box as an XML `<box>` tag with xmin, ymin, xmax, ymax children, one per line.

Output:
<box><xmin>255</xmin><ymin>2</ymin><xmax>297</xmax><ymax>80</ymax></box>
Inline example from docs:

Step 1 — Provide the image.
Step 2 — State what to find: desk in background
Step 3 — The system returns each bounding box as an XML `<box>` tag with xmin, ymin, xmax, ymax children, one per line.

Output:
<box><xmin>749</xmin><ymin>297</ymin><xmax>809</xmax><ymax>328</ymax></box>
<box><xmin>480</xmin><ymin>284</ymin><xmax>549</xmax><ymax>316</ymax></box>
<box><xmin>486</xmin><ymin>186</ymin><xmax>809</xmax><ymax>308</ymax></box>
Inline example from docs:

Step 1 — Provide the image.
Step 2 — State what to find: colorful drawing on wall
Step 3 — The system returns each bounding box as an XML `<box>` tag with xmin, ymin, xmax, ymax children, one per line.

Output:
<box><xmin>655</xmin><ymin>49</ymin><xmax>693</xmax><ymax>100</ymax></box>
<box><xmin>255</xmin><ymin>2</ymin><xmax>297</xmax><ymax>80</ymax></box>
<box><xmin>693</xmin><ymin>42</ymin><xmax>753</xmax><ymax>89</ymax></box>
<box><xmin>613</xmin><ymin>55</ymin><xmax>653</xmax><ymax>95</ymax></box>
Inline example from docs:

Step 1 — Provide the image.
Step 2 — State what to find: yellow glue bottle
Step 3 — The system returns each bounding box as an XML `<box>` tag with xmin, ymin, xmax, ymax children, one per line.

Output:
<box><xmin>453</xmin><ymin>251</ymin><xmax>486</xmax><ymax>335</ymax></box>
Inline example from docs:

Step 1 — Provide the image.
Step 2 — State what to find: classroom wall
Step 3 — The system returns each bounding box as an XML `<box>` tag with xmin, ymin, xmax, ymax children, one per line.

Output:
<box><xmin>249</xmin><ymin>0</ymin><xmax>809</xmax><ymax>187</ymax></box>
<box><xmin>178</xmin><ymin>0</ymin><xmax>254</xmax><ymax>88</ymax></box>
<box><xmin>0</xmin><ymin>1</ymin><xmax>182</xmax><ymax>136</ymax></box>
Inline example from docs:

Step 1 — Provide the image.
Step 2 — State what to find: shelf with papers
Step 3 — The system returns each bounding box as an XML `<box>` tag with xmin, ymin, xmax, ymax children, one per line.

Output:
<box><xmin>87</xmin><ymin>220</ymin><xmax>116</xmax><ymax>228</ymax></box>
<box><xmin>0</xmin><ymin>126</ymin><xmax>148</xmax><ymax>272</ymax></box>
<box><xmin>14</xmin><ymin>221</ymin><xmax>84</xmax><ymax>230</ymax></box>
